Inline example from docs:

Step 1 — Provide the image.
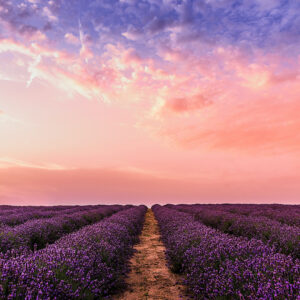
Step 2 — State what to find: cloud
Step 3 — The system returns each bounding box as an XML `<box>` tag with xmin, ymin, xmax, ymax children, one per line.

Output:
<box><xmin>122</xmin><ymin>27</ymin><xmax>142</xmax><ymax>41</ymax></box>
<box><xmin>64</xmin><ymin>32</ymin><xmax>79</xmax><ymax>45</ymax></box>
<box><xmin>0</xmin><ymin>72</ymin><xmax>13</xmax><ymax>81</ymax></box>
<box><xmin>0</xmin><ymin>37</ymin><xmax>168</xmax><ymax>102</ymax></box>
<box><xmin>0</xmin><ymin>39</ymin><xmax>34</xmax><ymax>56</ymax></box>
<box><xmin>0</xmin><ymin>38</ymin><xmax>96</xmax><ymax>97</ymax></box>
<box><xmin>0</xmin><ymin>157</ymin><xmax>65</xmax><ymax>170</ymax></box>
<box><xmin>164</xmin><ymin>93</ymin><xmax>214</xmax><ymax>113</ymax></box>
<box><xmin>157</xmin><ymin>85</ymin><xmax>300</xmax><ymax>153</ymax></box>
<box><xmin>0</xmin><ymin>166</ymin><xmax>299</xmax><ymax>205</ymax></box>
<box><xmin>148</xmin><ymin>16</ymin><xmax>175</xmax><ymax>34</ymax></box>
<box><xmin>26</xmin><ymin>54</ymin><xmax>41</xmax><ymax>87</ymax></box>
<box><xmin>78</xmin><ymin>19</ymin><xmax>93</xmax><ymax>62</ymax></box>
<box><xmin>42</xmin><ymin>7</ymin><xmax>58</xmax><ymax>22</ymax></box>
<box><xmin>0</xmin><ymin>111</ymin><xmax>23</xmax><ymax>124</ymax></box>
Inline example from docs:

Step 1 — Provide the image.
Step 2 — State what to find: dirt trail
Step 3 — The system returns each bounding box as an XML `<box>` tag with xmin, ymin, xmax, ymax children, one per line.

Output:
<box><xmin>115</xmin><ymin>209</ymin><xmax>184</xmax><ymax>300</ymax></box>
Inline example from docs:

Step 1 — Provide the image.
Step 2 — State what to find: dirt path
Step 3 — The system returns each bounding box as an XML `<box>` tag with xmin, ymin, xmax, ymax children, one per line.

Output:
<box><xmin>115</xmin><ymin>209</ymin><xmax>184</xmax><ymax>300</ymax></box>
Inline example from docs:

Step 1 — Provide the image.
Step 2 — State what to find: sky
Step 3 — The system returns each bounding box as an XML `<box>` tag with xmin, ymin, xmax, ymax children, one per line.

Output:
<box><xmin>0</xmin><ymin>0</ymin><xmax>300</xmax><ymax>205</ymax></box>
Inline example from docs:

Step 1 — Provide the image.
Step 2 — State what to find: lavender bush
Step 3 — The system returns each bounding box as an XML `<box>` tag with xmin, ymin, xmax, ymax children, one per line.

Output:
<box><xmin>0</xmin><ymin>205</ymin><xmax>101</xmax><ymax>227</ymax></box>
<box><xmin>0</xmin><ymin>205</ymin><xmax>125</xmax><ymax>254</ymax></box>
<box><xmin>171</xmin><ymin>204</ymin><xmax>300</xmax><ymax>258</ymax></box>
<box><xmin>0</xmin><ymin>205</ymin><xmax>147</xmax><ymax>299</ymax></box>
<box><xmin>198</xmin><ymin>204</ymin><xmax>300</xmax><ymax>227</ymax></box>
<box><xmin>153</xmin><ymin>205</ymin><xmax>300</xmax><ymax>299</ymax></box>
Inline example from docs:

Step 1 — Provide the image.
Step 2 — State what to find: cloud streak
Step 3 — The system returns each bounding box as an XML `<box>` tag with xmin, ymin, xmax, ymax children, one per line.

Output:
<box><xmin>0</xmin><ymin>166</ymin><xmax>299</xmax><ymax>206</ymax></box>
<box><xmin>0</xmin><ymin>157</ymin><xmax>66</xmax><ymax>170</ymax></box>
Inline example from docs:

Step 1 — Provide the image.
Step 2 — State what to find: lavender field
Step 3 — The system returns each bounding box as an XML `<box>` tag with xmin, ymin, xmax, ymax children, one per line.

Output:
<box><xmin>0</xmin><ymin>204</ymin><xmax>299</xmax><ymax>299</ymax></box>
<box><xmin>2</xmin><ymin>0</ymin><xmax>300</xmax><ymax>298</ymax></box>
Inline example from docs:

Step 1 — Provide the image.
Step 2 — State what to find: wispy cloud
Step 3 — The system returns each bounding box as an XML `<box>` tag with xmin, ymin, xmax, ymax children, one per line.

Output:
<box><xmin>78</xmin><ymin>19</ymin><xmax>93</xmax><ymax>62</ymax></box>
<box><xmin>42</xmin><ymin>6</ymin><xmax>58</xmax><ymax>23</ymax></box>
<box><xmin>0</xmin><ymin>73</ymin><xmax>12</xmax><ymax>81</ymax></box>
<box><xmin>0</xmin><ymin>110</ymin><xmax>23</xmax><ymax>124</ymax></box>
<box><xmin>0</xmin><ymin>166</ymin><xmax>299</xmax><ymax>205</ymax></box>
<box><xmin>64</xmin><ymin>32</ymin><xmax>80</xmax><ymax>45</ymax></box>
<box><xmin>0</xmin><ymin>157</ymin><xmax>66</xmax><ymax>170</ymax></box>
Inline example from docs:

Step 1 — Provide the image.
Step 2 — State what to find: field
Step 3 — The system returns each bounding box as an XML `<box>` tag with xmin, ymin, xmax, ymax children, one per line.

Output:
<box><xmin>0</xmin><ymin>204</ymin><xmax>299</xmax><ymax>299</ymax></box>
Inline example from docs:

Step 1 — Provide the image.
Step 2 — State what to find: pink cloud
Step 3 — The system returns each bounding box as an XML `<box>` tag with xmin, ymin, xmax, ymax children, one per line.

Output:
<box><xmin>64</xmin><ymin>33</ymin><xmax>80</xmax><ymax>45</ymax></box>
<box><xmin>42</xmin><ymin>7</ymin><xmax>58</xmax><ymax>23</ymax></box>
<box><xmin>0</xmin><ymin>38</ymin><xmax>35</xmax><ymax>57</ymax></box>
<box><xmin>164</xmin><ymin>93</ymin><xmax>214</xmax><ymax>113</ymax></box>
<box><xmin>0</xmin><ymin>166</ymin><xmax>299</xmax><ymax>206</ymax></box>
<box><xmin>123</xmin><ymin>48</ymin><xmax>143</xmax><ymax>64</ymax></box>
<box><xmin>158</xmin><ymin>88</ymin><xmax>300</xmax><ymax>153</ymax></box>
<box><xmin>0</xmin><ymin>157</ymin><xmax>65</xmax><ymax>170</ymax></box>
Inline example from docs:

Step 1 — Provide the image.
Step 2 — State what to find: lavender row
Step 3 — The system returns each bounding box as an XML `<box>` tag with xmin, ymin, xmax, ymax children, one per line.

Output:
<box><xmin>236</xmin><ymin>204</ymin><xmax>300</xmax><ymax>227</ymax></box>
<box><xmin>199</xmin><ymin>204</ymin><xmax>300</xmax><ymax>227</ymax></box>
<box><xmin>153</xmin><ymin>205</ymin><xmax>300</xmax><ymax>299</ymax></box>
<box><xmin>0</xmin><ymin>205</ymin><xmax>104</xmax><ymax>227</ymax></box>
<box><xmin>0</xmin><ymin>205</ymin><xmax>75</xmax><ymax>217</ymax></box>
<box><xmin>0</xmin><ymin>205</ymin><xmax>147</xmax><ymax>299</ymax></box>
<box><xmin>0</xmin><ymin>205</ymin><xmax>126</xmax><ymax>254</ymax></box>
<box><xmin>171</xmin><ymin>204</ymin><xmax>300</xmax><ymax>258</ymax></box>
<box><xmin>168</xmin><ymin>204</ymin><xmax>300</xmax><ymax>227</ymax></box>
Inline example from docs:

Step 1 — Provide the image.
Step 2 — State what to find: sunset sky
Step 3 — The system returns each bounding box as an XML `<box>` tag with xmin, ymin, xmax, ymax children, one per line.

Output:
<box><xmin>0</xmin><ymin>0</ymin><xmax>299</xmax><ymax>205</ymax></box>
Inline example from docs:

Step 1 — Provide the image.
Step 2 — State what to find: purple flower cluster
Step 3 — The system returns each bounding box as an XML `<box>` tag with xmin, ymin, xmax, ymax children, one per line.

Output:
<box><xmin>0</xmin><ymin>205</ymin><xmax>126</xmax><ymax>254</ymax></box>
<box><xmin>0</xmin><ymin>205</ymin><xmax>146</xmax><ymax>299</ymax></box>
<box><xmin>153</xmin><ymin>205</ymin><xmax>300</xmax><ymax>299</ymax></box>
<box><xmin>171</xmin><ymin>204</ymin><xmax>300</xmax><ymax>258</ymax></box>
<box><xmin>0</xmin><ymin>205</ymin><xmax>104</xmax><ymax>227</ymax></box>
<box><xmin>229</xmin><ymin>204</ymin><xmax>300</xmax><ymax>227</ymax></box>
<box><xmin>0</xmin><ymin>205</ymin><xmax>72</xmax><ymax>215</ymax></box>
<box><xmin>189</xmin><ymin>204</ymin><xmax>300</xmax><ymax>227</ymax></box>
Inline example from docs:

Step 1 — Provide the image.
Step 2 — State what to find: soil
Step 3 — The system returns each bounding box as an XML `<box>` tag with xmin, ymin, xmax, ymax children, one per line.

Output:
<box><xmin>115</xmin><ymin>209</ymin><xmax>185</xmax><ymax>300</ymax></box>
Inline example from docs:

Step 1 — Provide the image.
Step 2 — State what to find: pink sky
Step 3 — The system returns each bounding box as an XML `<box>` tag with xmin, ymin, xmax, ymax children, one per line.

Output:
<box><xmin>0</xmin><ymin>0</ymin><xmax>299</xmax><ymax>205</ymax></box>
